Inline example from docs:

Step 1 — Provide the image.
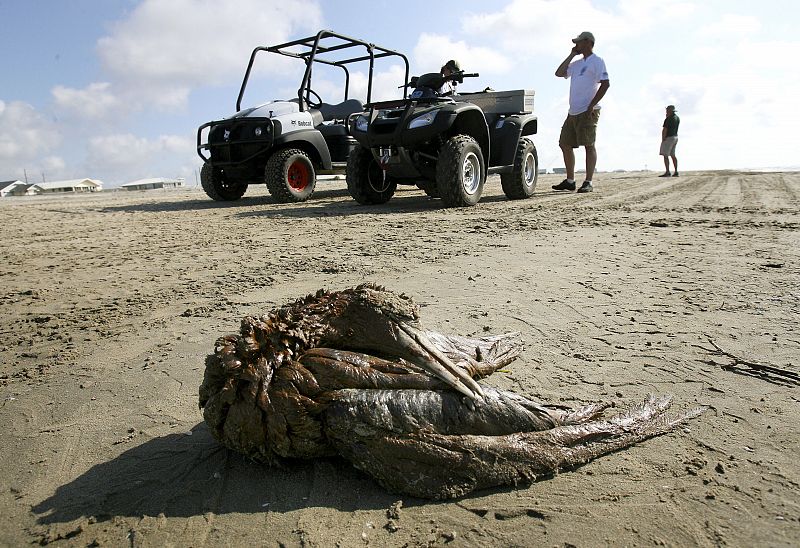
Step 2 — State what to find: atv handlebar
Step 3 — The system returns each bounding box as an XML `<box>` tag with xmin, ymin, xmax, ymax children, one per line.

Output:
<box><xmin>399</xmin><ymin>71</ymin><xmax>480</xmax><ymax>88</ymax></box>
<box><xmin>445</xmin><ymin>71</ymin><xmax>479</xmax><ymax>84</ymax></box>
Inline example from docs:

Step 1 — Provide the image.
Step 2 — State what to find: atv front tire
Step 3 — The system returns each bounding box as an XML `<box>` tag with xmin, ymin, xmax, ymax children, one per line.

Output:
<box><xmin>201</xmin><ymin>163</ymin><xmax>248</xmax><ymax>201</ymax></box>
<box><xmin>346</xmin><ymin>145</ymin><xmax>396</xmax><ymax>204</ymax></box>
<box><xmin>265</xmin><ymin>149</ymin><xmax>316</xmax><ymax>203</ymax></box>
<box><xmin>501</xmin><ymin>137</ymin><xmax>538</xmax><ymax>199</ymax></box>
<box><xmin>436</xmin><ymin>135</ymin><xmax>485</xmax><ymax>207</ymax></box>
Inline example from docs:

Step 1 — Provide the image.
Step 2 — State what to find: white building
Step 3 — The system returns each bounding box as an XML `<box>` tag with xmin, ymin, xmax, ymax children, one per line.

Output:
<box><xmin>28</xmin><ymin>179</ymin><xmax>103</xmax><ymax>194</ymax></box>
<box><xmin>121</xmin><ymin>177</ymin><xmax>185</xmax><ymax>191</ymax></box>
<box><xmin>0</xmin><ymin>180</ymin><xmax>31</xmax><ymax>197</ymax></box>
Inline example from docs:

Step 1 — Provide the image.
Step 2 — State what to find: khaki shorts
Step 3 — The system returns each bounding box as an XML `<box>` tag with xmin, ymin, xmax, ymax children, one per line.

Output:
<box><xmin>660</xmin><ymin>136</ymin><xmax>678</xmax><ymax>156</ymax></box>
<box><xmin>559</xmin><ymin>109</ymin><xmax>600</xmax><ymax>148</ymax></box>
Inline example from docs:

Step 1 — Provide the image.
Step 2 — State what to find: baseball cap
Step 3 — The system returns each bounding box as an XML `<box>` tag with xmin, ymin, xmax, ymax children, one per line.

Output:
<box><xmin>572</xmin><ymin>31</ymin><xmax>595</xmax><ymax>43</ymax></box>
<box><xmin>666</xmin><ymin>105</ymin><xmax>676</xmax><ymax>111</ymax></box>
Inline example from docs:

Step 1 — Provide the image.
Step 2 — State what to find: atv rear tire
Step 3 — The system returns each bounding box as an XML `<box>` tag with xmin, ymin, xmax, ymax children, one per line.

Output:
<box><xmin>347</xmin><ymin>145</ymin><xmax>396</xmax><ymax>204</ymax></box>
<box><xmin>201</xmin><ymin>163</ymin><xmax>248</xmax><ymax>201</ymax></box>
<box><xmin>436</xmin><ymin>135</ymin><xmax>485</xmax><ymax>207</ymax></box>
<box><xmin>265</xmin><ymin>148</ymin><xmax>316</xmax><ymax>203</ymax></box>
<box><xmin>501</xmin><ymin>137</ymin><xmax>538</xmax><ymax>199</ymax></box>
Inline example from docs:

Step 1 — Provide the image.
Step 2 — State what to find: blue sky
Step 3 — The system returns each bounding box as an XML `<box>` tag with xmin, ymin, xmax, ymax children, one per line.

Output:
<box><xmin>1</xmin><ymin>0</ymin><xmax>798</xmax><ymax>186</ymax></box>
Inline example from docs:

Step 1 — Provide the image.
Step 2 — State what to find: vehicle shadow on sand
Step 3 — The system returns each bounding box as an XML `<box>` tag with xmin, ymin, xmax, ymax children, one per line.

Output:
<box><xmin>98</xmin><ymin>188</ymin><xmax>350</xmax><ymax>214</ymax></box>
<box><xmin>99</xmin><ymin>187</ymin><xmax>521</xmax><ymax>217</ymax></box>
<box><xmin>233</xmin><ymin>192</ymin><xmax>521</xmax><ymax>220</ymax></box>
<box><xmin>32</xmin><ymin>422</ymin><xmax>403</xmax><ymax>524</ymax></box>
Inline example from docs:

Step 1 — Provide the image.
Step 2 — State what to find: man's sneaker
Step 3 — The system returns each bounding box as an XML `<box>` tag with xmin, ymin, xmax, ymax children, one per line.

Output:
<box><xmin>577</xmin><ymin>181</ymin><xmax>593</xmax><ymax>193</ymax></box>
<box><xmin>672</xmin><ymin>172</ymin><xmax>679</xmax><ymax>177</ymax></box>
<box><xmin>552</xmin><ymin>179</ymin><xmax>576</xmax><ymax>191</ymax></box>
<box><xmin>659</xmin><ymin>172</ymin><xmax>671</xmax><ymax>177</ymax></box>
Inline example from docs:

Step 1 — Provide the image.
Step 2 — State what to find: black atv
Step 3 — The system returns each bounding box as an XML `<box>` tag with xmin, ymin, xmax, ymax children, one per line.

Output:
<box><xmin>347</xmin><ymin>71</ymin><xmax>538</xmax><ymax>207</ymax></box>
<box><xmin>196</xmin><ymin>30</ymin><xmax>409</xmax><ymax>202</ymax></box>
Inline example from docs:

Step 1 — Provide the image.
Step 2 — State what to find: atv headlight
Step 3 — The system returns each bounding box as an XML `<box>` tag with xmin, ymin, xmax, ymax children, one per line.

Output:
<box><xmin>408</xmin><ymin>110</ymin><xmax>437</xmax><ymax>129</ymax></box>
<box><xmin>354</xmin><ymin>115</ymin><xmax>369</xmax><ymax>132</ymax></box>
<box><xmin>254</xmin><ymin>127</ymin><xmax>263</xmax><ymax>137</ymax></box>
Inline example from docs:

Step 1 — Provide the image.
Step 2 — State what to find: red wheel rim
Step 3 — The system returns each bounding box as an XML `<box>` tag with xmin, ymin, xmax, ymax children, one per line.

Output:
<box><xmin>287</xmin><ymin>160</ymin><xmax>310</xmax><ymax>191</ymax></box>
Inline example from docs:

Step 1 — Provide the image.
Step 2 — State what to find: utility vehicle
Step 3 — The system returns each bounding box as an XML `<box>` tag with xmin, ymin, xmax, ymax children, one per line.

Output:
<box><xmin>347</xmin><ymin>71</ymin><xmax>538</xmax><ymax>207</ymax></box>
<box><xmin>196</xmin><ymin>30</ymin><xmax>409</xmax><ymax>202</ymax></box>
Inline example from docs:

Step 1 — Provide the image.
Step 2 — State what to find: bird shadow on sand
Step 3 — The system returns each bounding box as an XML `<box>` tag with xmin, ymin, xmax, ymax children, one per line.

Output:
<box><xmin>32</xmin><ymin>422</ymin><xmax>412</xmax><ymax>525</ymax></box>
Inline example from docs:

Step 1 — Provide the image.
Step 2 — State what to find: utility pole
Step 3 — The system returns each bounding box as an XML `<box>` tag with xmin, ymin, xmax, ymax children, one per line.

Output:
<box><xmin>23</xmin><ymin>169</ymin><xmax>28</xmax><ymax>183</ymax></box>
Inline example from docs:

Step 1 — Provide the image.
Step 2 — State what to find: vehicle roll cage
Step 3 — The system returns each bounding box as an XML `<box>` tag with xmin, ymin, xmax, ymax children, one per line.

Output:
<box><xmin>236</xmin><ymin>29</ymin><xmax>410</xmax><ymax>112</ymax></box>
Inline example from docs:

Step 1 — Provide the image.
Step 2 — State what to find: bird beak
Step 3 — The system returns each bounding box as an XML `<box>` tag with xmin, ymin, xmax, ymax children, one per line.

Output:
<box><xmin>395</xmin><ymin>322</ymin><xmax>484</xmax><ymax>400</ymax></box>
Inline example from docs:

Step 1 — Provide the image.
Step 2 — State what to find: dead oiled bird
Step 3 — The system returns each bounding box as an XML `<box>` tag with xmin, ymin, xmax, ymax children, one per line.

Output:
<box><xmin>199</xmin><ymin>283</ymin><xmax>704</xmax><ymax>499</ymax></box>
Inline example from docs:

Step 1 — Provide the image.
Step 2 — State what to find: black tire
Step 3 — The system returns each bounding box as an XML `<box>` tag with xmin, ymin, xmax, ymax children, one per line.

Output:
<box><xmin>200</xmin><ymin>163</ymin><xmax>248</xmax><ymax>201</ymax></box>
<box><xmin>346</xmin><ymin>145</ymin><xmax>397</xmax><ymax>204</ymax></box>
<box><xmin>265</xmin><ymin>148</ymin><xmax>316</xmax><ymax>203</ymax></box>
<box><xmin>501</xmin><ymin>137</ymin><xmax>538</xmax><ymax>199</ymax></box>
<box><xmin>436</xmin><ymin>135</ymin><xmax>485</xmax><ymax>207</ymax></box>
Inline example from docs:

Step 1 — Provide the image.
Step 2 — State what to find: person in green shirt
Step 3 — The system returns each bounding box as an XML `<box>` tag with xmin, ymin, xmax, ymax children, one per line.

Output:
<box><xmin>659</xmin><ymin>105</ymin><xmax>680</xmax><ymax>177</ymax></box>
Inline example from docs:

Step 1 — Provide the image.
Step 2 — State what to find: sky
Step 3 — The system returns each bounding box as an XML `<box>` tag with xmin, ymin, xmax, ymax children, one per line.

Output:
<box><xmin>1</xmin><ymin>0</ymin><xmax>798</xmax><ymax>187</ymax></box>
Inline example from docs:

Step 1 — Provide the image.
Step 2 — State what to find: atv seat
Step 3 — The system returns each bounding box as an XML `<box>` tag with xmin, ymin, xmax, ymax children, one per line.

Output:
<box><xmin>318</xmin><ymin>99</ymin><xmax>364</xmax><ymax>122</ymax></box>
<box><xmin>317</xmin><ymin>123</ymin><xmax>349</xmax><ymax>138</ymax></box>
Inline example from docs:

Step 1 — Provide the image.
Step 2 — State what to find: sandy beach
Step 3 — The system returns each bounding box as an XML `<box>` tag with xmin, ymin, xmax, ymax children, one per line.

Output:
<box><xmin>1</xmin><ymin>170</ymin><xmax>798</xmax><ymax>546</ymax></box>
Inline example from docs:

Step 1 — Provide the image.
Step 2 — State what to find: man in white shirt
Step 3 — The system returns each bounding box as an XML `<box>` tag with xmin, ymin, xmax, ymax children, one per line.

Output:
<box><xmin>552</xmin><ymin>31</ymin><xmax>610</xmax><ymax>193</ymax></box>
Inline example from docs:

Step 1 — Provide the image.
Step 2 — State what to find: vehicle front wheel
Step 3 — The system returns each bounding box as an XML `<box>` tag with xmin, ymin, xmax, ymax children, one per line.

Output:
<box><xmin>200</xmin><ymin>163</ymin><xmax>248</xmax><ymax>201</ymax></box>
<box><xmin>346</xmin><ymin>145</ymin><xmax>396</xmax><ymax>204</ymax></box>
<box><xmin>436</xmin><ymin>135</ymin><xmax>485</xmax><ymax>207</ymax></box>
<box><xmin>501</xmin><ymin>137</ymin><xmax>538</xmax><ymax>199</ymax></box>
<box><xmin>265</xmin><ymin>148</ymin><xmax>316</xmax><ymax>202</ymax></box>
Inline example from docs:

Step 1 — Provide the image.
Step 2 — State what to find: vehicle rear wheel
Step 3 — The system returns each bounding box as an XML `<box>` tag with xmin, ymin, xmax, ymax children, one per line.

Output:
<box><xmin>265</xmin><ymin>148</ymin><xmax>316</xmax><ymax>202</ymax></box>
<box><xmin>501</xmin><ymin>137</ymin><xmax>538</xmax><ymax>199</ymax></box>
<box><xmin>436</xmin><ymin>135</ymin><xmax>485</xmax><ymax>207</ymax></box>
<box><xmin>346</xmin><ymin>145</ymin><xmax>396</xmax><ymax>204</ymax></box>
<box><xmin>200</xmin><ymin>163</ymin><xmax>248</xmax><ymax>201</ymax></box>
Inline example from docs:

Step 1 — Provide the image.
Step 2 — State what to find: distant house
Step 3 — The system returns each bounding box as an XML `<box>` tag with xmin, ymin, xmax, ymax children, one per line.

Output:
<box><xmin>552</xmin><ymin>167</ymin><xmax>567</xmax><ymax>174</ymax></box>
<box><xmin>0</xmin><ymin>180</ymin><xmax>31</xmax><ymax>197</ymax></box>
<box><xmin>121</xmin><ymin>177</ymin><xmax>185</xmax><ymax>191</ymax></box>
<box><xmin>28</xmin><ymin>178</ymin><xmax>103</xmax><ymax>194</ymax></box>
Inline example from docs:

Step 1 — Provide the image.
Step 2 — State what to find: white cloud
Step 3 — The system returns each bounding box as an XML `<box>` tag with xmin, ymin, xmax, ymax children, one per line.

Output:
<box><xmin>461</xmin><ymin>0</ymin><xmax>696</xmax><ymax>56</ymax></box>
<box><xmin>698</xmin><ymin>14</ymin><xmax>762</xmax><ymax>38</ymax></box>
<box><xmin>42</xmin><ymin>156</ymin><xmax>67</xmax><ymax>173</ymax></box>
<box><xmin>448</xmin><ymin>1</ymin><xmax>800</xmax><ymax>170</ymax></box>
<box><xmin>52</xmin><ymin>82</ymin><xmax>123</xmax><ymax>119</ymax></box>
<box><xmin>0</xmin><ymin>101</ymin><xmax>62</xmax><ymax>178</ymax></box>
<box><xmin>413</xmin><ymin>33</ymin><xmax>512</xmax><ymax>75</ymax></box>
<box><xmin>3</xmin><ymin>1</ymin><xmax>326</xmax><ymax>183</ymax></box>
<box><xmin>86</xmin><ymin>133</ymin><xmax>196</xmax><ymax>183</ymax></box>
<box><xmin>96</xmin><ymin>0</ymin><xmax>323</xmax><ymax>108</ymax></box>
